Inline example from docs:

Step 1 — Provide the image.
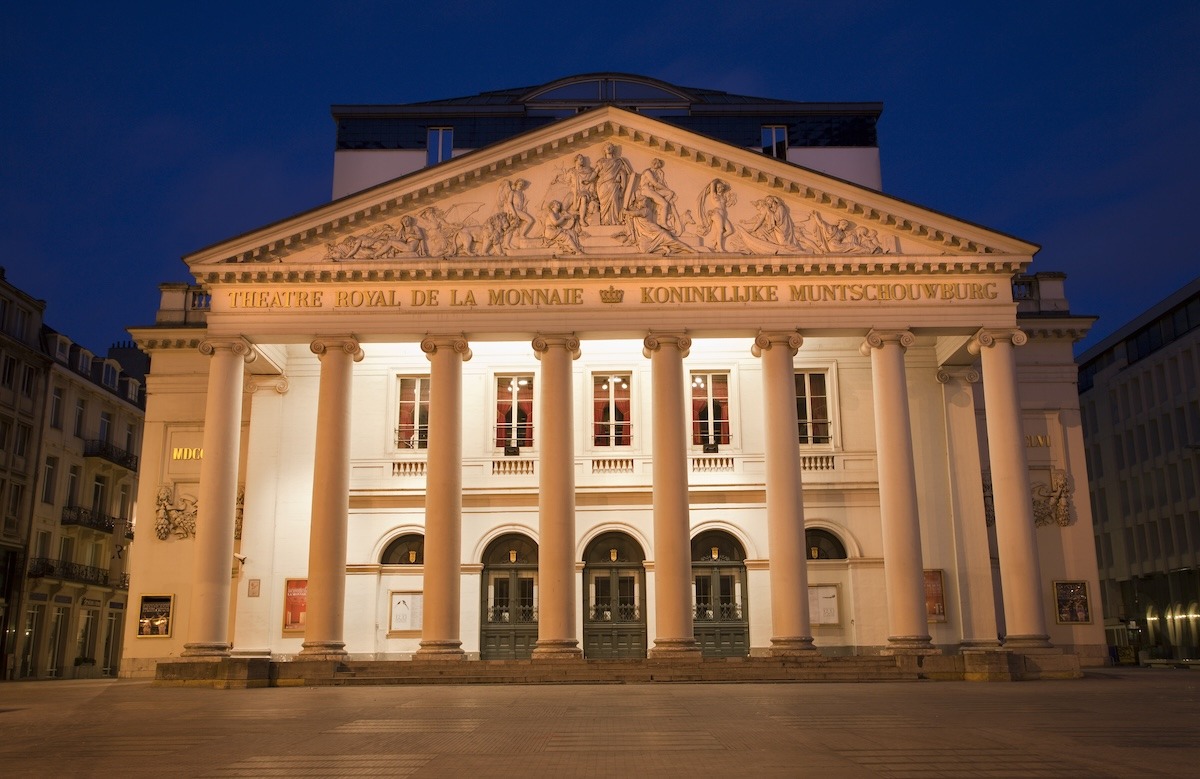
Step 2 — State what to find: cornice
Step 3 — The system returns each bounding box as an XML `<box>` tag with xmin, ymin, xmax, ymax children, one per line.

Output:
<box><xmin>194</xmin><ymin>255</ymin><xmax>1029</xmax><ymax>286</ymax></box>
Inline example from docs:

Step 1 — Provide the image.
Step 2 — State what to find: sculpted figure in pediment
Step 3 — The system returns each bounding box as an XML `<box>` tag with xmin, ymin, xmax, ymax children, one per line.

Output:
<box><xmin>696</xmin><ymin>179</ymin><xmax>738</xmax><ymax>252</ymax></box>
<box><xmin>594</xmin><ymin>143</ymin><xmax>635</xmax><ymax>226</ymax></box>
<box><xmin>543</xmin><ymin>200</ymin><xmax>585</xmax><ymax>254</ymax></box>
<box><xmin>418</xmin><ymin>203</ymin><xmax>512</xmax><ymax>257</ymax></box>
<box><xmin>806</xmin><ymin>212</ymin><xmax>885</xmax><ymax>254</ymax></box>
<box><xmin>325</xmin><ymin>218</ymin><xmax>429</xmax><ymax>260</ymax></box>
<box><xmin>553</xmin><ymin>154</ymin><xmax>599</xmax><ymax>227</ymax></box>
<box><xmin>496</xmin><ymin>179</ymin><xmax>537</xmax><ymax>246</ymax></box>
<box><xmin>632</xmin><ymin>158</ymin><xmax>683</xmax><ymax>234</ymax></box>
<box><xmin>618</xmin><ymin>196</ymin><xmax>694</xmax><ymax>255</ymax></box>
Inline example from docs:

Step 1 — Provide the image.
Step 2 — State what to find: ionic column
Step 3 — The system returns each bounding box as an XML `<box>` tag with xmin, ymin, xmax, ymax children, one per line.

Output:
<box><xmin>861</xmin><ymin>329</ymin><xmax>932</xmax><ymax>652</ymax></box>
<box><xmin>643</xmin><ymin>333</ymin><xmax>700</xmax><ymax>657</ymax></box>
<box><xmin>936</xmin><ymin>367</ymin><xmax>1002</xmax><ymax>648</ymax></box>
<box><xmin>183</xmin><ymin>338</ymin><xmax>255</xmax><ymax>657</ymax></box>
<box><xmin>969</xmin><ymin>328</ymin><xmax>1050</xmax><ymax>647</ymax></box>
<box><xmin>753</xmin><ymin>331</ymin><xmax>817</xmax><ymax>655</ymax></box>
<box><xmin>532</xmin><ymin>334</ymin><xmax>582</xmax><ymax>659</ymax></box>
<box><xmin>415</xmin><ymin>335</ymin><xmax>471</xmax><ymax>660</ymax></box>
<box><xmin>300</xmin><ymin>337</ymin><xmax>363</xmax><ymax>659</ymax></box>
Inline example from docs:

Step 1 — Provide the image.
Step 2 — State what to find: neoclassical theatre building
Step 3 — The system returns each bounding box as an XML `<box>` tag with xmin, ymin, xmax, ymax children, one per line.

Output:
<box><xmin>123</xmin><ymin>75</ymin><xmax>1104</xmax><ymax>678</ymax></box>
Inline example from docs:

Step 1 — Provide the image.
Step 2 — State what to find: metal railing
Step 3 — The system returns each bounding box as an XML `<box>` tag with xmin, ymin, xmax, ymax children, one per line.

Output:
<box><xmin>27</xmin><ymin>557</ymin><xmax>126</xmax><ymax>588</ymax></box>
<box><xmin>61</xmin><ymin>505</ymin><xmax>118</xmax><ymax>534</ymax></box>
<box><xmin>83</xmin><ymin>440</ymin><xmax>139</xmax><ymax>471</ymax></box>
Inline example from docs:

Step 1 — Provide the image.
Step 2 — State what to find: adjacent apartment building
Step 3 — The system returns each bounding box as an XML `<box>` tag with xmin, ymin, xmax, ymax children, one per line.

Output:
<box><xmin>1078</xmin><ymin>276</ymin><xmax>1200</xmax><ymax>661</ymax></box>
<box><xmin>0</xmin><ymin>268</ymin><xmax>146</xmax><ymax>680</ymax></box>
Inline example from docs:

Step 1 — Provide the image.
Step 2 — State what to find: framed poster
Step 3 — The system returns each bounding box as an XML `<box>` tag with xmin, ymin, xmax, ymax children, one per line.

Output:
<box><xmin>283</xmin><ymin>578</ymin><xmax>307</xmax><ymax>633</ymax></box>
<box><xmin>389</xmin><ymin>591</ymin><xmax>424</xmax><ymax>635</ymax></box>
<box><xmin>137</xmin><ymin>595</ymin><xmax>174</xmax><ymax>637</ymax></box>
<box><xmin>808</xmin><ymin>584</ymin><xmax>840</xmax><ymax>626</ymax></box>
<box><xmin>1054</xmin><ymin>580</ymin><xmax>1092</xmax><ymax>624</ymax></box>
<box><xmin>924</xmin><ymin>570</ymin><xmax>947</xmax><ymax>623</ymax></box>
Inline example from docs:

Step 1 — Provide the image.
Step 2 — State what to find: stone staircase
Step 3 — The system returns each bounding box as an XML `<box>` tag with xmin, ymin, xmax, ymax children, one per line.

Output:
<box><xmin>329</xmin><ymin>655</ymin><xmax>921</xmax><ymax>686</ymax></box>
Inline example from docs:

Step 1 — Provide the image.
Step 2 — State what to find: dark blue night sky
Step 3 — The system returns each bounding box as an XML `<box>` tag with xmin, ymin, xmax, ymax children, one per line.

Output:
<box><xmin>2</xmin><ymin>1</ymin><xmax>1196</xmax><ymax>355</ymax></box>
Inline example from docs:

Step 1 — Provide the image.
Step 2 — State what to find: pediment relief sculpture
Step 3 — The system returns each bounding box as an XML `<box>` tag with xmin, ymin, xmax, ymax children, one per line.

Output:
<box><xmin>322</xmin><ymin>145</ymin><xmax>897</xmax><ymax>262</ymax></box>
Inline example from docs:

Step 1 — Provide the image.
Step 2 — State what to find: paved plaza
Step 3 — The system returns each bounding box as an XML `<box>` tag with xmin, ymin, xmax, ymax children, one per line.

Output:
<box><xmin>1</xmin><ymin>668</ymin><xmax>1197</xmax><ymax>777</ymax></box>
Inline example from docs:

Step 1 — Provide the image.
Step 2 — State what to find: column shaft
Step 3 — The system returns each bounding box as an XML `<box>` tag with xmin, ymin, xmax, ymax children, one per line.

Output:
<box><xmin>416</xmin><ymin>336</ymin><xmax>470</xmax><ymax>659</ymax></box>
<box><xmin>533</xmin><ymin>335</ymin><xmax>582</xmax><ymax>658</ymax></box>
<box><xmin>863</xmin><ymin>330</ymin><xmax>932</xmax><ymax>651</ymax></box>
<box><xmin>184</xmin><ymin>339</ymin><xmax>253</xmax><ymax>656</ymax></box>
<box><xmin>300</xmin><ymin>338</ymin><xmax>362</xmax><ymax>659</ymax></box>
<box><xmin>973</xmin><ymin>330</ymin><xmax>1050</xmax><ymax>646</ymax></box>
<box><xmin>644</xmin><ymin>334</ymin><xmax>699</xmax><ymax>657</ymax></box>
<box><xmin>755</xmin><ymin>332</ymin><xmax>817</xmax><ymax>654</ymax></box>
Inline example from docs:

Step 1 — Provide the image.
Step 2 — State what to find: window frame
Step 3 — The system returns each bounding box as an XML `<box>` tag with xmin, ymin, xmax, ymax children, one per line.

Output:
<box><xmin>794</xmin><ymin>370</ymin><xmax>832</xmax><ymax>446</ymax></box>
<box><xmin>761</xmin><ymin>125</ymin><xmax>788</xmax><ymax>158</ymax></box>
<box><xmin>426</xmin><ymin>127</ymin><xmax>454</xmax><ymax>166</ymax></box>
<box><xmin>395</xmin><ymin>375</ymin><xmax>432</xmax><ymax>451</ymax></box>
<box><xmin>592</xmin><ymin>372</ymin><xmax>633</xmax><ymax>448</ymax></box>
<box><xmin>690</xmin><ymin>371</ymin><xmax>732</xmax><ymax>452</ymax></box>
<box><xmin>494</xmin><ymin>373</ymin><xmax>535</xmax><ymax>452</ymax></box>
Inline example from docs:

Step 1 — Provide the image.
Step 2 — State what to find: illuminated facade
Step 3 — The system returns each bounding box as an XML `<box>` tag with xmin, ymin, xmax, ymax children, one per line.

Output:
<box><xmin>122</xmin><ymin>75</ymin><xmax>1104</xmax><ymax>680</ymax></box>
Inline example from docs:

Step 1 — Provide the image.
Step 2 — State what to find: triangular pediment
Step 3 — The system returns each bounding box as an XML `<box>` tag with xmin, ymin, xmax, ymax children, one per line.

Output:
<box><xmin>186</xmin><ymin>106</ymin><xmax>1037</xmax><ymax>275</ymax></box>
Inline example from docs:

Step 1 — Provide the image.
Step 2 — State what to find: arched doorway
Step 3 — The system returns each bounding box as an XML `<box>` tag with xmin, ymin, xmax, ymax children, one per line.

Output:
<box><xmin>582</xmin><ymin>532</ymin><xmax>647</xmax><ymax>659</ymax></box>
<box><xmin>691</xmin><ymin>530</ymin><xmax>749</xmax><ymax>657</ymax></box>
<box><xmin>480</xmin><ymin>534</ymin><xmax>538</xmax><ymax>659</ymax></box>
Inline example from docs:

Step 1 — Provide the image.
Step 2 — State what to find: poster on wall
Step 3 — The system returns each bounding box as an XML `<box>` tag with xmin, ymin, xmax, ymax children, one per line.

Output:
<box><xmin>137</xmin><ymin>595</ymin><xmax>173</xmax><ymax>637</ymax></box>
<box><xmin>924</xmin><ymin>570</ymin><xmax>947</xmax><ymax>623</ymax></box>
<box><xmin>283</xmin><ymin>578</ymin><xmax>307</xmax><ymax>632</ymax></box>
<box><xmin>808</xmin><ymin>585</ymin><xmax>839</xmax><ymax>625</ymax></box>
<box><xmin>389</xmin><ymin>591</ymin><xmax>424</xmax><ymax>634</ymax></box>
<box><xmin>1054</xmin><ymin>580</ymin><xmax>1091</xmax><ymax>624</ymax></box>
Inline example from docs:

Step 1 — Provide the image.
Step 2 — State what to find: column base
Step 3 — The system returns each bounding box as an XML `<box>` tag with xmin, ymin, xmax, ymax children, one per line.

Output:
<box><xmin>649</xmin><ymin>637</ymin><xmax>702</xmax><ymax>659</ymax></box>
<box><xmin>181</xmin><ymin>642</ymin><xmax>232</xmax><ymax>657</ymax></box>
<box><xmin>959</xmin><ymin>639</ymin><xmax>1003</xmax><ymax>651</ymax></box>
<box><xmin>532</xmin><ymin>639</ymin><xmax>583</xmax><ymax>660</ymax></box>
<box><xmin>299</xmin><ymin>641</ymin><xmax>348</xmax><ymax>661</ymax></box>
<box><xmin>413</xmin><ymin>640</ymin><xmax>466</xmax><ymax>661</ymax></box>
<box><xmin>1003</xmin><ymin>634</ymin><xmax>1054</xmax><ymax>650</ymax></box>
<box><xmin>880</xmin><ymin>635</ymin><xmax>937</xmax><ymax>655</ymax></box>
<box><xmin>769</xmin><ymin>636</ymin><xmax>819</xmax><ymax>656</ymax></box>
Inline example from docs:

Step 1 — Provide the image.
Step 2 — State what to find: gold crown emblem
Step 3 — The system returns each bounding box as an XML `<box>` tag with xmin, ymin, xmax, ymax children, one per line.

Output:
<box><xmin>599</xmin><ymin>286</ymin><xmax>625</xmax><ymax>304</ymax></box>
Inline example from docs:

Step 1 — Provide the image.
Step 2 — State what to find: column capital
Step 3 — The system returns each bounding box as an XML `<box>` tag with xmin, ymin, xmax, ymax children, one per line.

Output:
<box><xmin>859</xmin><ymin>329</ymin><xmax>915</xmax><ymax>357</ymax></box>
<box><xmin>751</xmin><ymin>330</ymin><xmax>803</xmax><ymax>357</ymax></box>
<box><xmin>642</xmin><ymin>331</ymin><xmax>691</xmax><ymax>359</ymax></box>
<box><xmin>532</xmin><ymin>333</ymin><xmax>581</xmax><ymax>360</ymax></box>
<box><xmin>967</xmin><ymin>327</ymin><xmax>1028</xmax><ymax>355</ymax></box>
<box><xmin>935</xmin><ymin>366</ymin><xmax>981</xmax><ymax>385</ymax></box>
<box><xmin>246</xmin><ymin>376</ymin><xmax>290</xmax><ymax>394</ymax></box>
<box><xmin>199</xmin><ymin>337</ymin><xmax>257</xmax><ymax>364</ymax></box>
<box><xmin>310</xmin><ymin>336</ymin><xmax>364</xmax><ymax>362</ymax></box>
<box><xmin>421</xmin><ymin>334</ymin><xmax>472</xmax><ymax>362</ymax></box>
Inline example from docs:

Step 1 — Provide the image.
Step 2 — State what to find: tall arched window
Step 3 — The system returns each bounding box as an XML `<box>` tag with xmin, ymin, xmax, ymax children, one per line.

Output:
<box><xmin>805</xmin><ymin>528</ymin><xmax>847</xmax><ymax>560</ymax></box>
<box><xmin>381</xmin><ymin>534</ymin><xmax>424</xmax><ymax>565</ymax></box>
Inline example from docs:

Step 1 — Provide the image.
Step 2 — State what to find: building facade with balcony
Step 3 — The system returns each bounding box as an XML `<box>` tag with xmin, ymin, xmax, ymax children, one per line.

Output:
<box><xmin>14</xmin><ymin>326</ymin><xmax>145</xmax><ymax>679</ymax></box>
<box><xmin>1077</xmin><ymin>276</ymin><xmax>1200</xmax><ymax>662</ymax></box>
<box><xmin>122</xmin><ymin>75</ymin><xmax>1104</xmax><ymax>679</ymax></box>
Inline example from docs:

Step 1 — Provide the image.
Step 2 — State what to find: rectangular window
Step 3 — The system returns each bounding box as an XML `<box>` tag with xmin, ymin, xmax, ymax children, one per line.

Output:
<box><xmin>20</xmin><ymin>365</ymin><xmax>35</xmax><ymax>398</ymax></box>
<box><xmin>42</xmin><ymin>456</ymin><xmax>58</xmax><ymax>504</ymax></box>
<box><xmin>11</xmin><ymin>308</ymin><xmax>29</xmax><ymax>340</ymax></box>
<box><xmin>118</xmin><ymin>483</ymin><xmax>131</xmax><ymax>519</ymax></box>
<box><xmin>593</xmin><ymin>373</ymin><xmax>632</xmax><ymax>447</ymax></box>
<box><xmin>495</xmin><ymin>374</ymin><xmax>534</xmax><ymax>449</ymax></box>
<box><xmin>77</xmin><ymin>351</ymin><xmax>91</xmax><ymax>375</ymax></box>
<box><xmin>34</xmin><ymin>530</ymin><xmax>50</xmax><ymax>558</ymax></box>
<box><xmin>6</xmin><ymin>483</ymin><xmax>24</xmax><ymax>524</ymax></box>
<box><xmin>691</xmin><ymin>372</ymin><xmax>730</xmax><ymax>450</ymax></box>
<box><xmin>66</xmin><ymin>465</ymin><xmax>80</xmax><ymax>507</ymax></box>
<box><xmin>74</xmin><ymin>399</ymin><xmax>86</xmax><ymax>437</ymax></box>
<box><xmin>50</xmin><ymin>387</ymin><xmax>63</xmax><ymax>429</ymax></box>
<box><xmin>58</xmin><ymin>535</ymin><xmax>74</xmax><ymax>564</ymax></box>
<box><xmin>426</xmin><ymin>127</ymin><xmax>453</xmax><ymax>165</ymax></box>
<box><xmin>102</xmin><ymin>364</ymin><xmax>118</xmax><ymax>389</ymax></box>
<box><xmin>396</xmin><ymin>377</ymin><xmax>431</xmax><ymax>449</ymax></box>
<box><xmin>761</xmin><ymin>125</ymin><xmax>788</xmax><ymax>157</ymax></box>
<box><xmin>13</xmin><ymin>424</ymin><xmax>29</xmax><ymax>458</ymax></box>
<box><xmin>99</xmin><ymin>412</ymin><xmax>112</xmax><ymax>444</ymax></box>
<box><xmin>795</xmin><ymin>372</ymin><xmax>831</xmax><ymax>444</ymax></box>
<box><xmin>92</xmin><ymin>475</ymin><xmax>108</xmax><ymax>514</ymax></box>
<box><xmin>0</xmin><ymin>417</ymin><xmax>9</xmax><ymax>453</ymax></box>
<box><xmin>125</xmin><ymin>423</ymin><xmax>136</xmax><ymax>453</ymax></box>
<box><xmin>55</xmin><ymin>338</ymin><xmax>70</xmax><ymax>363</ymax></box>
<box><xmin>1</xmin><ymin>356</ymin><xmax>15</xmax><ymax>389</ymax></box>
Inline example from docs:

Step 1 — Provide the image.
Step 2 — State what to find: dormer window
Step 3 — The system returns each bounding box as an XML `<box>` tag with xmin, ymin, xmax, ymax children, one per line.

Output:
<box><xmin>55</xmin><ymin>337</ymin><xmax>71</xmax><ymax>363</ymax></box>
<box><xmin>76</xmin><ymin>350</ymin><xmax>92</xmax><ymax>375</ymax></box>
<box><xmin>102</xmin><ymin>362</ymin><xmax>119</xmax><ymax>389</ymax></box>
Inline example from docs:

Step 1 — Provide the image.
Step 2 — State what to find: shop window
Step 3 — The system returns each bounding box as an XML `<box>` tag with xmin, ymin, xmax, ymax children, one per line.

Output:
<box><xmin>593</xmin><ymin>373</ymin><xmax>632</xmax><ymax>447</ymax></box>
<box><xmin>395</xmin><ymin>377</ymin><xmax>430</xmax><ymax>450</ymax></box>
<box><xmin>691</xmin><ymin>372</ymin><xmax>729</xmax><ymax>451</ymax></box>
<box><xmin>495</xmin><ymin>374</ymin><xmax>534</xmax><ymax>452</ymax></box>
<box><xmin>795</xmin><ymin>371</ymin><xmax>831</xmax><ymax>444</ymax></box>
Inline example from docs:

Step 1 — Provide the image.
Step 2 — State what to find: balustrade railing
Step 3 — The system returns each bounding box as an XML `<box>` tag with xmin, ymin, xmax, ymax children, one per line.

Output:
<box><xmin>27</xmin><ymin>557</ymin><xmax>123</xmax><ymax>588</ymax></box>
<box><xmin>83</xmin><ymin>440</ymin><xmax>139</xmax><ymax>471</ymax></box>
<box><xmin>61</xmin><ymin>505</ymin><xmax>119</xmax><ymax>534</ymax></box>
